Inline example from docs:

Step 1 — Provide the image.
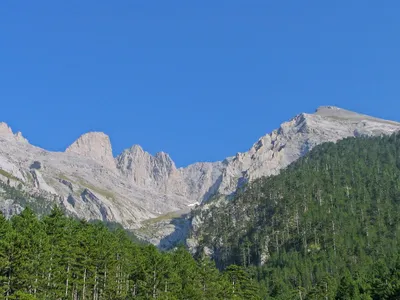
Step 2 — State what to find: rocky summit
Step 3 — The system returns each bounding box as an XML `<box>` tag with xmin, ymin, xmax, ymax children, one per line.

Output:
<box><xmin>215</xmin><ymin>106</ymin><xmax>400</xmax><ymax>195</ymax></box>
<box><xmin>66</xmin><ymin>132</ymin><xmax>116</xmax><ymax>171</ymax></box>
<box><xmin>0</xmin><ymin>106</ymin><xmax>399</xmax><ymax>243</ymax></box>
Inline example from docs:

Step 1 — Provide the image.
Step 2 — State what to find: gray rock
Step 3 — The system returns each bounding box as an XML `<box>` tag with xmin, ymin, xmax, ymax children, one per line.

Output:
<box><xmin>215</xmin><ymin>106</ymin><xmax>400</xmax><ymax>196</ymax></box>
<box><xmin>66</xmin><ymin>132</ymin><xmax>116</xmax><ymax>170</ymax></box>
<box><xmin>0</xmin><ymin>106</ymin><xmax>398</xmax><ymax>246</ymax></box>
<box><xmin>0</xmin><ymin>199</ymin><xmax>23</xmax><ymax>219</ymax></box>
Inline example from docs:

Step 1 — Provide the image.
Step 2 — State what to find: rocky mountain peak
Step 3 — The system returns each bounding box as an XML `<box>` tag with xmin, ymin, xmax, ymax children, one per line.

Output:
<box><xmin>155</xmin><ymin>151</ymin><xmax>174</xmax><ymax>166</ymax></box>
<box><xmin>65</xmin><ymin>132</ymin><xmax>116</xmax><ymax>170</ymax></box>
<box><xmin>313</xmin><ymin>106</ymin><xmax>400</xmax><ymax>126</ymax></box>
<box><xmin>116</xmin><ymin>145</ymin><xmax>177</xmax><ymax>190</ymax></box>
<box><xmin>315</xmin><ymin>105</ymin><xmax>341</xmax><ymax>113</ymax></box>
<box><xmin>0</xmin><ymin>122</ymin><xmax>28</xmax><ymax>143</ymax></box>
<box><xmin>128</xmin><ymin>144</ymin><xmax>144</xmax><ymax>154</ymax></box>
<box><xmin>215</xmin><ymin>106</ymin><xmax>400</xmax><ymax>196</ymax></box>
<box><xmin>314</xmin><ymin>106</ymin><xmax>358</xmax><ymax>119</ymax></box>
<box><xmin>0</xmin><ymin>105</ymin><xmax>399</xmax><ymax>248</ymax></box>
<box><xmin>0</xmin><ymin>122</ymin><xmax>13</xmax><ymax>136</ymax></box>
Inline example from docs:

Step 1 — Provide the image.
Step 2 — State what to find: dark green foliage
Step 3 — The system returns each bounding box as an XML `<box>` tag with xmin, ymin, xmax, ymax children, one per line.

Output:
<box><xmin>0</xmin><ymin>208</ymin><xmax>229</xmax><ymax>299</ymax></box>
<box><xmin>194</xmin><ymin>133</ymin><xmax>400</xmax><ymax>299</ymax></box>
<box><xmin>224</xmin><ymin>265</ymin><xmax>260</xmax><ymax>299</ymax></box>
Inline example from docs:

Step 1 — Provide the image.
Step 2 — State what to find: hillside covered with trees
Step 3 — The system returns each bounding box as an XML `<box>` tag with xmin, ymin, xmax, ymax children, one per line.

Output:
<box><xmin>0</xmin><ymin>207</ymin><xmax>260</xmax><ymax>299</ymax></box>
<box><xmin>192</xmin><ymin>134</ymin><xmax>400</xmax><ymax>299</ymax></box>
<box><xmin>3</xmin><ymin>134</ymin><xmax>400</xmax><ymax>299</ymax></box>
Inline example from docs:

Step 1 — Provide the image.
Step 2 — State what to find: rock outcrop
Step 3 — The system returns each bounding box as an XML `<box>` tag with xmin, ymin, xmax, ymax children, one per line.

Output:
<box><xmin>0</xmin><ymin>122</ymin><xmax>28</xmax><ymax>143</ymax></box>
<box><xmin>30</xmin><ymin>169</ymin><xmax>58</xmax><ymax>195</ymax></box>
<box><xmin>116</xmin><ymin>145</ymin><xmax>225</xmax><ymax>200</ymax></box>
<box><xmin>0</xmin><ymin>123</ymin><xmax>13</xmax><ymax>138</ymax></box>
<box><xmin>0</xmin><ymin>199</ymin><xmax>23</xmax><ymax>219</ymax></box>
<box><xmin>66</xmin><ymin>132</ymin><xmax>116</xmax><ymax>170</ymax></box>
<box><xmin>116</xmin><ymin>145</ymin><xmax>177</xmax><ymax>193</ymax></box>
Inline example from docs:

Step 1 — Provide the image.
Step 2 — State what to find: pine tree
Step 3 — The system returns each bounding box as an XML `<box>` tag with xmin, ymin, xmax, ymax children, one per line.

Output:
<box><xmin>0</xmin><ymin>212</ymin><xmax>14</xmax><ymax>298</ymax></box>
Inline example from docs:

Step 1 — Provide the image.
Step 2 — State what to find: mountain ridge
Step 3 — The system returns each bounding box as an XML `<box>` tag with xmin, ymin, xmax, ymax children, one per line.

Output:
<box><xmin>0</xmin><ymin>106</ymin><xmax>399</xmax><ymax>243</ymax></box>
<box><xmin>2</xmin><ymin>105</ymin><xmax>397</xmax><ymax>168</ymax></box>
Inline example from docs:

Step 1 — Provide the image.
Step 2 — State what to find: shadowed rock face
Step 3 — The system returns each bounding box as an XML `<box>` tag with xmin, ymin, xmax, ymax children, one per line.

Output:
<box><xmin>0</xmin><ymin>106</ymin><xmax>399</xmax><ymax>236</ymax></box>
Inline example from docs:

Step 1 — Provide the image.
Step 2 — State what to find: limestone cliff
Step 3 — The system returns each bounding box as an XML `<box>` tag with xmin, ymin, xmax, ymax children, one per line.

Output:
<box><xmin>0</xmin><ymin>106</ymin><xmax>399</xmax><ymax>238</ymax></box>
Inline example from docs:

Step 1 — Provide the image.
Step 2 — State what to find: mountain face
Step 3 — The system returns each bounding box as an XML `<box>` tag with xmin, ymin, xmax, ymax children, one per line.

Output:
<box><xmin>116</xmin><ymin>145</ymin><xmax>225</xmax><ymax>202</ymax></box>
<box><xmin>190</xmin><ymin>134</ymin><xmax>400</xmax><ymax>299</ymax></box>
<box><xmin>215</xmin><ymin>106</ymin><xmax>400</xmax><ymax>195</ymax></box>
<box><xmin>0</xmin><ymin>106</ymin><xmax>399</xmax><ymax>236</ymax></box>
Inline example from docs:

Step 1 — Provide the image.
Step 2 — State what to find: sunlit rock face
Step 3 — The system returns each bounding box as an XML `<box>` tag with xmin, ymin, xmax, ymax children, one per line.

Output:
<box><xmin>0</xmin><ymin>106</ymin><xmax>399</xmax><ymax>239</ymax></box>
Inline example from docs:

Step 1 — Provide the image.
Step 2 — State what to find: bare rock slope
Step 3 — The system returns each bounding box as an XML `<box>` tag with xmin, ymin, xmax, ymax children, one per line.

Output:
<box><xmin>216</xmin><ymin>106</ymin><xmax>400</xmax><ymax>195</ymax></box>
<box><xmin>0</xmin><ymin>106</ymin><xmax>399</xmax><ymax>235</ymax></box>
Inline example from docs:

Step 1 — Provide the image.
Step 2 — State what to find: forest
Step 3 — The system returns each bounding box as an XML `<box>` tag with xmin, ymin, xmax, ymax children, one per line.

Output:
<box><xmin>193</xmin><ymin>133</ymin><xmax>400</xmax><ymax>299</ymax></box>
<box><xmin>3</xmin><ymin>133</ymin><xmax>400</xmax><ymax>299</ymax></box>
<box><xmin>0</xmin><ymin>206</ymin><xmax>263</xmax><ymax>299</ymax></box>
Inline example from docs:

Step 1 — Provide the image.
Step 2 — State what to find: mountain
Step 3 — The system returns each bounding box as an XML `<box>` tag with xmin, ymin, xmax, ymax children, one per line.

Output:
<box><xmin>137</xmin><ymin>106</ymin><xmax>400</xmax><ymax>246</ymax></box>
<box><xmin>189</xmin><ymin>133</ymin><xmax>400</xmax><ymax>299</ymax></box>
<box><xmin>0</xmin><ymin>124</ymin><xmax>225</xmax><ymax>229</ymax></box>
<box><xmin>116</xmin><ymin>145</ymin><xmax>225</xmax><ymax>201</ymax></box>
<box><xmin>0</xmin><ymin>106</ymin><xmax>399</xmax><ymax>237</ymax></box>
<box><xmin>65</xmin><ymin>132</ymin><xmax>117</xmax><ymax>170</ymax></box>
<box><xmin>216</xmin><ymin>106</ymin><xmax>400</xmax><ymax>195</ymax></box>
<box><xmin>4</xmin><ymin>117</ymin><xmax>400</xmax><ymax>299</ymax></box>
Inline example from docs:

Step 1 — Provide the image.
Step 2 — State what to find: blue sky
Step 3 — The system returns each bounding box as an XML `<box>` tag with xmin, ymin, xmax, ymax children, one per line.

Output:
<box><xmin>1</xmin><ymin>1</ymin><xmax>400</xmax><ymax>167</ymax></box>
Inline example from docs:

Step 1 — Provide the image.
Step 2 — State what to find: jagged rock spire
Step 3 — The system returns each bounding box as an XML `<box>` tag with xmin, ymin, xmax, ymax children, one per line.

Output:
<box><xmin>0</xmin><ymin>122</ymin><xmax>28</xmax><ymax>143</ymax></box>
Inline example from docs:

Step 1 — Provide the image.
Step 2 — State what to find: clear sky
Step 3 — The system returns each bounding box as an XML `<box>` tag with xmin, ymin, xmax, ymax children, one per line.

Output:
<box><xmin>1</xmin><ymin>1</ymin><xmax>400</xmax><ymax>167</ymax></box>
